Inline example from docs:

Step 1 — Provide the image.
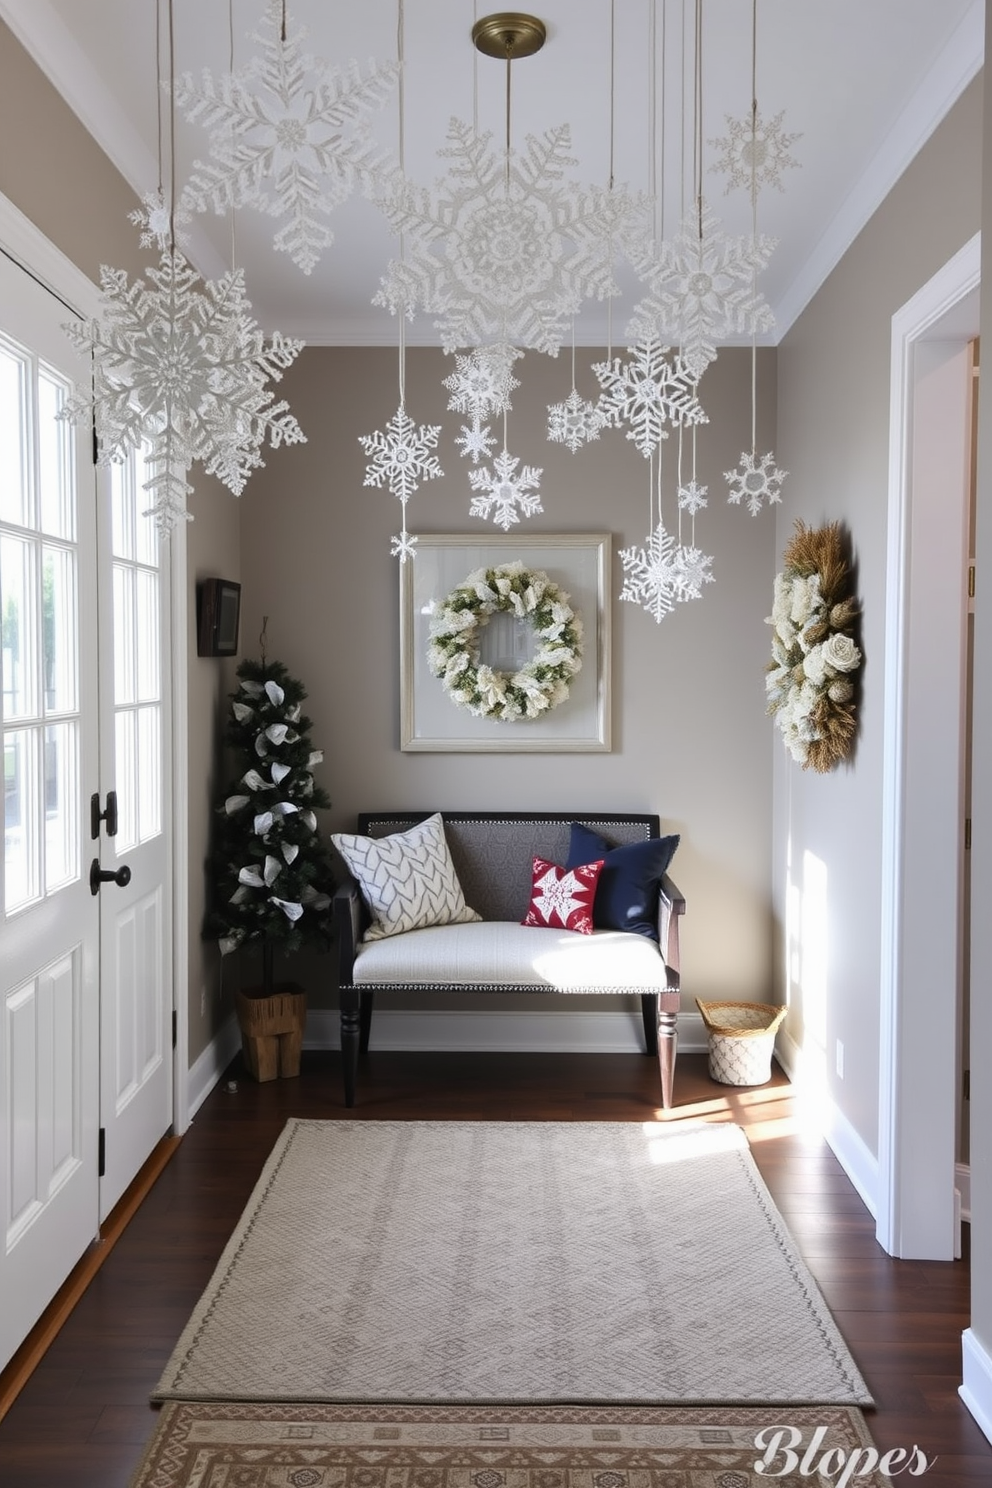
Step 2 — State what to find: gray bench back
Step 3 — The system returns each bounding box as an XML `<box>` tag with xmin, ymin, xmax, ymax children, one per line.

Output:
<box><xmin>357</xmin><ymin>812</ymin><xmax>658</xmax><ymax>923</ymax></box>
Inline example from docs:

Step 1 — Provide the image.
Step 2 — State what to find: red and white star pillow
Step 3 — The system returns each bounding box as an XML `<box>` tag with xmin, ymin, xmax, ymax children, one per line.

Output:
<box><xmin>522</xmin><ymin>856</ymin><xmax>604</xmax><ymax>935</ymax></box>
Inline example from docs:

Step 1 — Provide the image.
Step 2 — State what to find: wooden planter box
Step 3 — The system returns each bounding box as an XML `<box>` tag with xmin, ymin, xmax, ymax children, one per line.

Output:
<box><xmin>235</xmin><ymin>984</ymin><xmax>306</xmax><ymax>1082</ymax></box>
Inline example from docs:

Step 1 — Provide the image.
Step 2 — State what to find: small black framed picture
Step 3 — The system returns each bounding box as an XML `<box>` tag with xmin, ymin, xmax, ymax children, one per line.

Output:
<box><xmin>197</xmin><ymin>578</ymin><xmax>242</xmax><ymax>657</ymax></box>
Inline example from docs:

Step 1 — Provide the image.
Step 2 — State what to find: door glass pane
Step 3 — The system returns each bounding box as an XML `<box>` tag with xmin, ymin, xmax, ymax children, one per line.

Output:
<box><xmin>44</xmin><ymin>720</ymin><xmax>77</xmax><ymax>891</ymax></box>
<box><xmin>136</xmin><ymin>569</ymin><xmax>159</xmax><ymax>702</ymax></box>
<box><xmin>0</xmin><ymin>342</ymin><xmax>28</xmax><ymax>528</ymax></box>
<box><xmin>1</xmin><ymin>533</ymin><xmax>38</xmax><ymax>721</ymax></box>
<box><xmin>113</xmin><ymin>562</ymin><xmax>135</xmax><ymax>707</ymax></box>
<box><xmin>114</xmin><ymin>709</ymin><xmax>136</xmax><ymax>854</ymax></box>
<box><xmin>134</xmin><ymin>447</ymin><xmax>158</xmax><ymax>567</ymax></box>
<box><xmin>137</xmin><ymin>705</ymin><xmax>161</xmax><ymax>840</ymax></box>
<box><xmin>110</xmin><ymin>456</ymin><xmax>134</xmax><ymax>562</ymax></box>
<box><xmin>38</xmin><ymin>368</ymin><xmax>74</xmax><ymax>541</ymax></box>
<box><xmin>42</xmin><ymin>545</ymin><xmax>76</xmax><ymax>715</ymax></box>
<box><xmin>4</xmin><ymin>726</ymin><xmax>40</xmax><ymax>910</ymax></box>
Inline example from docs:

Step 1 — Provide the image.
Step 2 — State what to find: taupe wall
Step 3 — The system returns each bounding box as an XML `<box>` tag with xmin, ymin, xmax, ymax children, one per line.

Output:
<box><xmin>0</xmin><ymin>19</ymin><xmax>238</xmax><ymax>1069</ymax></box>
<box><xmin>774</xmin><ymin>77</ymin><xmax>983</xmax><ymax>1154</ymax></box>
<box><xmin>238</xmin><ymin>343</ymin><xmax>779</xmax><ymax>1012</ymax></box>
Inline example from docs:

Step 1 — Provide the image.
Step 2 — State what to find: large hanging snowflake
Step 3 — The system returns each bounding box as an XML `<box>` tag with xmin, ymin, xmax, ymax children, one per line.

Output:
<box><xmin>60</xmin><ymin>245</ymin><xmax>304</xmax><ymax>532</ymax></box>
<box><xmin>619</xmin><ymin>522</ymin><xmax>680</xmax><ymax>623</ymax></box>
<box><xmin>175</xmin><ymin>0</ymin><xmax>399</xmax><ymax>274</ymax></box>
<box><xmin>678</xmin><ymin>478</ymin><xmax>708</xmax><ymax>515</ymax></box>
<box><xmin>547</xmin><ymin>388</ymin><xmax>606</xmax><ymax>453</ymax></box>
<box><xmin>627</xmin><ymin>202</ymin><xmax>776</xmax><ymax>380</ymax></box>
<box><xmin>374</xmin><ymin>119</ymin><xmax>648</xmax><ymax>354</ymax></box>
<box><xmin>593</xmin><ymin>339</ymin><xmax>707</xmax><ymax>459</ymax></box>
<box><xmin>673</xmin><ymin>544</ymin><xmax>715</xmax><ymax>600</ymax></box>
<box><xmin>359</xmin><ymin>405</ymin><xmax>443</xmax><ymax>504</ymax></box>
<box><xmin>468</xmin><ymin>448</ymin><xmax>543</xmax><ymax>530</ymax></box>
<box><xmin>709</xmin><ymin>109</ymin><xmax>802</xmax><ymax>195</ymax></box>
<box><xmin>725</xmin><ymin>450</ymin><xmax>788</xmax><ymax>514</ymax></box>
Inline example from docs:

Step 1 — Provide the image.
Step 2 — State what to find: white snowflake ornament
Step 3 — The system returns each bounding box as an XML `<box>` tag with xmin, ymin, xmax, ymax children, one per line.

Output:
<box><xmin>619</xmin><ymin>522</ymin><xmax>680</xmax><ymax>623</ymax></box>
<box><xmin>359</xmin><ymin>405</ymin><xmax>444</xmax><ymax>504</ymax></box>
<box><xmin>547</xmin><ymin>388</ymin><xmax>606</xmax><ymax>453</ymax></box>
<box><xmin>60</xmin><ymin>244</ymin><xmax>305</xmax><ymax>532</ymax></box>
<box><xmin>455</xmin><ymin>420</ymin><xmax>497</xmax><ymax>465</ymax></box>
<box><xmin>709</xmin><ymin>109</ymin><xmax>802</xmax><ymax>195</ymax></box>
<box><xmin>678</xmin><ymin>479</ymin><xmax>708</xmax><ymax>515</ymax></box>
<box><xmin>468</xmin><ymin>448</ymin><xmax>543</xmax><ymax>530</ymax></box>
<box><xmin>725</xmin><ymin>450</ymin><xmax>788</xmax><ymax>515</ymax></box>
<box><xmin>593</xmin><ymin>339</ymin><xmax>707</xmax><ymax>459</ymax></box>
<box><xmin>176</xmin><ymin>0</ymin><xmax>399</xmax><ymax>274</ymax></box>
<box><xmin>673</xmin><ymin>544</ymin><xmax>715</xmax><ymax>600</ymax></box>
<box><xmin>128</xmin><ymin>189</ymin><xmax>192</xmax><ymax>252</ymax></box>
<box><xmin>374</xmin><ymin>119</ymin><xmax>648</xmax><ymax>354</ymax></box>
<box><xmin>390</xmin><ymin>531</ymin><xmax>419</xmax><ymax>564</ymax></box>
<box><xmin>443</xmin><ymin>344</ymin><xmax>520</xmax><ymax>422</ymax></box>
<box><xmin>627</xmin><ymin>201</ymin><xmax>776</xmax><ymax>381</ymax></box>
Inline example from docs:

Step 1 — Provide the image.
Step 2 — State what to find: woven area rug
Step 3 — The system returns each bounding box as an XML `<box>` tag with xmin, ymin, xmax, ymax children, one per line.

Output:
<box><xmin>131</xmin><ymin>1401</ymin><xmax>879</xmax><ymax>1488</ymax></box>
<box><xmin>154</xmin><ymin>1119</ymin><xmax>872</xmax><ymax>1407</ymax></box>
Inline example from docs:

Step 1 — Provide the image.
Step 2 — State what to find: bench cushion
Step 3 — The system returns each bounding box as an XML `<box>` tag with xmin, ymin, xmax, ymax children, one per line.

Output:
<box><xmin>352</xmin><ymin>920</ymin><xmax>670</xmax><ymax>992</ymax></box>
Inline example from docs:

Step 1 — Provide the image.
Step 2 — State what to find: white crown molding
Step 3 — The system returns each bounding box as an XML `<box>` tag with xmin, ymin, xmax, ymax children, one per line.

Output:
<box><xmin>773</xmin><ymin>0</ymin><xmax>984</xmax><ymax>339</ymax></box>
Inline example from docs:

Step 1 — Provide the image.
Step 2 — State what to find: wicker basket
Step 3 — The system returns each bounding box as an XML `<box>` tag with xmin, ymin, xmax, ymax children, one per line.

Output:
<box><xmin>695</xmin><ymin>999</ymin><xmax>788</xmax><ymax>1087</ymax></box>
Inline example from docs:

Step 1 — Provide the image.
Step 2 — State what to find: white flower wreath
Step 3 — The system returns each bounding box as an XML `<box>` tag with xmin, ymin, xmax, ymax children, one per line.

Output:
<box><xmin>427</xmin><ymin>561</ymin><xmax>583</xmax><ymax>721</ymax></box>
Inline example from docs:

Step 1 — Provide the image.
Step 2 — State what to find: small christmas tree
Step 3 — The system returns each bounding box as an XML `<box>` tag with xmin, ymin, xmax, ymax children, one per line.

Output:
<box><xmin>208</xmin><ymin>653</ymin><xmax>335</xmax><ymax>995</ymax></box>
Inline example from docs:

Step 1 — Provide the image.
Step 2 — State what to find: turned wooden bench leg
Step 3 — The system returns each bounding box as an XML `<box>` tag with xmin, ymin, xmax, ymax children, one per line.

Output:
<box><xmin>359</xmin><ymin>991</ymin><xmax>374</xmax><ymax>1055</ymax></box>
<box><xmin>340</xmin><ymin>987</ymin><xmax>361</xmax><ymax>1108</ymax></box>
<box><xmin>658</xmin><ymin>1007</ymin><xmax>678</xmax><ymax>1110</ymax></box>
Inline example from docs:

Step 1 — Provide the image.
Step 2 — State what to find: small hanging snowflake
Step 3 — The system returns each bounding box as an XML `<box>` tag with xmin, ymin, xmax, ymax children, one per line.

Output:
<box><xmin>593</xmin><ymin>338</ymin><xmax>707</xmax><ymax>460</ymax></box>
<box><xmin>443</xmin><ymin>344</ymin><xmax>520</xmax><ymax>422</ymax></box>
<box><xmin>678</xmin><ymin>479</ymin><xmax>708</xmax><ymax>515</ymax></box>
<box><xmin>709</xmin><ymin>109</ymin><xmax>802</xmax><ymax>195</ymax></box>
<box><xmin>359</xmin><ymin>405</ymin><xmax>444</xmax><ymax>504</ymax></box>
<box><xmin>374</xmin><ymin>119</ymin><xmax>648</xmax><ymax>354</ymax></box>
<box><xmin>60</xmin><ymin>242</ymin><xmax>305</xmax><ymax>532</ymax></box>
<box><xmin>455</xmin><ymin>420</ymin><xmax>497</xmax><ymax>464</ymax></box>
<box><xmin>725</xmin><ymin>450</ymin><xmax>788</xmax><ymax>514</ymax></box>
<box><xmin>619</xmin><ymin>522</ymin><xmax>680</xmax><ymax>623</ymax></box>
<box><xmin>175</xmin><ymin>0</ymin><xmax>399</xmax><ymax>274</ymax></box>
<box><xmin>627</xmin><ymin>201</ymin><xmax>776</xmax><ymax>381</ymax></box>
<box><xmin>547</xmin><ymin>387</ymin><xmax>606</xmax><ymax>453</ymax></box>
<box><xmin>468</xmin><ymin>448</ymin><xmax>543</xmax><ymax>530</ymax></box>
<box><xmin>390</xmin><ymin>531</ymin><xmax>419</xmax><ymax>564</ymax></box>
<box><xmin>128</xmin><ymin>189</ymin><xmax>192</xmax><ymax>252</ymax></box>
<box><xmin>673</xmin><ymin>544</ymin><xmax>715</xmax><ymax>600</ymax></box>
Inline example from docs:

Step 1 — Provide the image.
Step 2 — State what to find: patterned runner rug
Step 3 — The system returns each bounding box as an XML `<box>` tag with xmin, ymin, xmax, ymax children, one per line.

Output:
<box><xmin>154</xmin><ymin>1120</ymin><xmax>872</xmax><ymax>1407</ymax></box>
<box><xmin>131</xmin><ymin>1401</ymin><xmax>879</xmax><ymax>1488</ymax></box>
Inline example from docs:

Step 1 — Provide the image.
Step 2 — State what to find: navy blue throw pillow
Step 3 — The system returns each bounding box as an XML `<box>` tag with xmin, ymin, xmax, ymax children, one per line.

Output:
<box><xmin>566</xmin><ymin>822</ymin><xmax>679</xmax><ymax>940</ymax></box>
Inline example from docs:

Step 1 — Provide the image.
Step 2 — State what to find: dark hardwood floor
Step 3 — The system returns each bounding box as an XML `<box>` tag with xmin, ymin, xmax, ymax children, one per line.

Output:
<box><xmin>0</xmin><ymin>1049</ymin><xmax>987</xmax><ymax>1487</ymax></box>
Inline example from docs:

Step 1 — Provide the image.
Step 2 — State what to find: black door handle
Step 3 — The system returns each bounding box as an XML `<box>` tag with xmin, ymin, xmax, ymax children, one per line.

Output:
<box><xmin>89</xmin><ymin>858</ymin><xmax>132</xmax><ymax>896</ymax></box>
<box><xmin>90</xmin><ymin>791</ymin><xmax>119</xmax><ymax>839</ymax></box>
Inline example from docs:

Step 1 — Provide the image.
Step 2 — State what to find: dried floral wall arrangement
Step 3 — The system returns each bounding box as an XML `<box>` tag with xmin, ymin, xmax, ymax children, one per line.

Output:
<box><xmin>765</xmin><ymin>521</ymin><xmax>862</xmax><ymax>772</ymax></box>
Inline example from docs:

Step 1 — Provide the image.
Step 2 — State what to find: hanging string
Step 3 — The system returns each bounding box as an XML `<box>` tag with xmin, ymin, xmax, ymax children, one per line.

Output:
<box><xmin>155</xmin><ymin>0</ymin><xmax>164</xmax><ymax>199</ymax></box>
<box><xmin>473</xmin><ymin>0</ymin><xmax>479</xmax><ymax>135</ymax></box>
<box><xmin>680</xmin><ymin>0</ymin><xmax>687</xmax><ymax>217</ymax></box>
<box><xmin>677</xmin><ymin>424</ymin><xmax>685</xmax><ymax>546</ymax></box>
<box><xmin>694</xmin><ymin>0</ymin><xmax>703</xmax><ymax>243</ymax></box>
<box><xmin>609</xmin><ymin>0</ymin><xmax>617</xmax><ymax>194</ymax></box>
<box><xmin>648</xmin><ymin>0</ymin><xmax>657</xmax><ymax>247</ymax></box>
<box><xmin>229</xmin><ymin>0</ymin><xmax>237</xmax><ymax>270</ymax></box>
<box><xmin>168</xmin><ymin>0</ymin><xmax>176</xmax><ymax>256</ymax></box>
<box><xmin>397</xmin><ymin>0</ymin><xmax>407</xmax><ymax>410</ymax></box>
<box><xmin>659</xmin><ymin>0</ymin><xmax>666</xmax><ymax>245</ymax></box>
<box><xmin>280</xmin><ymin>0</ymin><xmax>287</xmax><ymax>45</ymax></box>
<box><xmin>504</xmin><ymin>43</ymin><xmax>512</xmax><ymax>196</ymax></box>
<box><xmin>750</xmin><ymin>0</ymin><xmax>758</xmax><ymax>455</ymax></box>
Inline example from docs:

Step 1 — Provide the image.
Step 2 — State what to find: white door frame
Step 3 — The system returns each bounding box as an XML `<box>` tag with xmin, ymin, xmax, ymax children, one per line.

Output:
<box><xmin>0</xmin><ymin>190</ymin><xmax>190</xmax><ymax>1141</ymax></box>
<box><xmin>878</xmin><ymin>232</ymin><xmax>979</xmax><ymax>1257</ymax></box>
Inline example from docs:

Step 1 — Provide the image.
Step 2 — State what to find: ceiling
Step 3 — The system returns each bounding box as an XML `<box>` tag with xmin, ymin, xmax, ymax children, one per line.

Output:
<box><xmin>0</xmin><ymin>0</ymin><xmax>983</xmax><ymax>348</ymax></box>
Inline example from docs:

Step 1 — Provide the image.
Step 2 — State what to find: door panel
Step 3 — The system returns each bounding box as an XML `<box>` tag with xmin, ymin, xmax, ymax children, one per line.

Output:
<box><xmin>0</xmin><ymin>250</ymin><xmax>100</xmax><ymax>1369</ymax></box>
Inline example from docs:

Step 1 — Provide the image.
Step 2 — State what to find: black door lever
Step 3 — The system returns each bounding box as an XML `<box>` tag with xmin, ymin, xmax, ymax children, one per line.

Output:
<box><xmin>90</xmin><ymin>791</ymin><xmax>119</xmax><ymax>839</ymax></box>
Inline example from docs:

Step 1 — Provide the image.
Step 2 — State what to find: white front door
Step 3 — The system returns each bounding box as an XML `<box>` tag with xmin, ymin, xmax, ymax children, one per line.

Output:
<box><xmin>0</xmin><ymin>249</ymin><xmax>101</xmax><ymax>1366</ymax></box>
<box><xmin>96</xmin><ymin>446</ymin><xmax>173</xmax><ymax>1219</ymax></box>
<box><xmin>0</xmin><ymin>243</ymin><xmax>175</xmax><ymax>1366</ymax></box>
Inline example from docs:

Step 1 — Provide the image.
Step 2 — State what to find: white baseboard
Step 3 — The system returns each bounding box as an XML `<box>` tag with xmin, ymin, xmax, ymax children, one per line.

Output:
<box><xmin>961</xmin><ymin>1328</ymin><xmax>992</xmax><ymax>1446</ymax></box>
<box><xmin>304</xmin><ymin>1007</ymin><xmax>710</xmax><ymax>1055</ymax></box>
<box><xmin>956</xmin><ymin>1161</ymin><xmax>972</xmax><ymax>1222</ymax></box>
<box><xmin>186</xmin><ymin>1011</ymin><xmax>241</xmax><ymax>1120</ymax></box>
<box><xmin>774</xmin><ymin>1025</ymin><xmax>879</xmax><ymax>1219</ymax></box>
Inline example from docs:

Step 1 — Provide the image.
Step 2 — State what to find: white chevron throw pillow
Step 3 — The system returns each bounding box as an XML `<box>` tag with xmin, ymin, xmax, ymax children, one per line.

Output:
<box><xmin>332</xmin><ymin>812</ymin><xmax>481</xmax><ymax>941</ymax></box>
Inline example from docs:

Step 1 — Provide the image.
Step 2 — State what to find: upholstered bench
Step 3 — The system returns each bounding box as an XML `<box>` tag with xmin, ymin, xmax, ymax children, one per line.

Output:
<box><xmin>331</xmin><ymin>811</ymin><xmax>685</xmax><ymax>1109</ymax></box>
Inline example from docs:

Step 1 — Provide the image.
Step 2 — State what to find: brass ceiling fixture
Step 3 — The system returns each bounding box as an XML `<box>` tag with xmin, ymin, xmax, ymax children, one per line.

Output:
<box><xmin>470</xmin><ymin>12</ymin><xmax>547</xmax><ymax>62</ymax></box>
